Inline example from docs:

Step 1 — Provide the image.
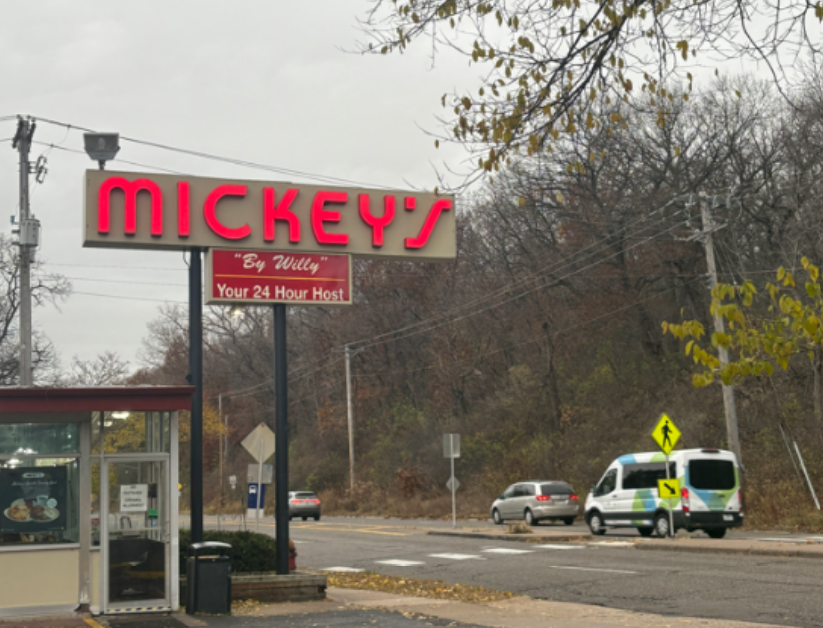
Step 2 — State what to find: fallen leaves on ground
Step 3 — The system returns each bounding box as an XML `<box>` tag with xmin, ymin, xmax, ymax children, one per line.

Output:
<box><xmin>324</xmin><ymin>571</ymin><xmax>515</xmax><ymax>603</ymax></box>
<box><xmin>232</xmin><ymin>598</ymin><xmax>264</xmax><ymax>615</ymax></box>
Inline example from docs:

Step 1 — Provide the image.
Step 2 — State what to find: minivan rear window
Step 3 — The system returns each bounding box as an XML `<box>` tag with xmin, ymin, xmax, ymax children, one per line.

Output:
<box><xmin>295</xmin><ymin>492</ymin><xmax>317</xmax><ymax>499</ymax></box>
<box><xmin>541</xmin><ymin>484</ymin><xmax>573</xmax><ymax>496</ymax></box>
<box><xmin>689</xmin><ymin>460</ymin><xmax>735</xmax><ymax>490</ymax></box>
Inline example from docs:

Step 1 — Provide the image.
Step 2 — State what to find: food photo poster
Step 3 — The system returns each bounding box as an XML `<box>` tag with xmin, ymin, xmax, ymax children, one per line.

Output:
<box><xmin>0</xmin><ymin>467</ymin><xmax>67</xmax><ymax>533</ymax></box>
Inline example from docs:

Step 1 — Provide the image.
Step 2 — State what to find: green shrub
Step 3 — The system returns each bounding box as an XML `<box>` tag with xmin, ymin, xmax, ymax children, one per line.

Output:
<box><xmin>179</xmin><ymin>529</ymin><xmax>278</xmax><ymax>574</ymax></box>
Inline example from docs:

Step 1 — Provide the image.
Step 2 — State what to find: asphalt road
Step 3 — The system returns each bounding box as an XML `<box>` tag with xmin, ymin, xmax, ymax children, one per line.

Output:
<box><xmin>201</xmin><ymin>515</ymin><xmax>823</xmax><ymax>628</ymax></box>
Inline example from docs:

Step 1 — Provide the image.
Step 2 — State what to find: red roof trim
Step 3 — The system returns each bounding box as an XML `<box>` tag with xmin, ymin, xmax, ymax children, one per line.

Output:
<box><xmin>0</xmin><ymin>386</ymin><xmax>194</xmax><ymax>413</ymax></box>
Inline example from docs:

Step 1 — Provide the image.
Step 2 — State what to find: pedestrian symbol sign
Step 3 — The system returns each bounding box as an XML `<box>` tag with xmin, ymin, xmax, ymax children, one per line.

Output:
<box><xmin>651</xmin><ymin>413</ymin><xmax>681</xmax><ymax>455</ymax></box>
<box><xmin>658</xmin><ymin>478</ymin><xmax>680</xmax><ymax>499</ymax></box>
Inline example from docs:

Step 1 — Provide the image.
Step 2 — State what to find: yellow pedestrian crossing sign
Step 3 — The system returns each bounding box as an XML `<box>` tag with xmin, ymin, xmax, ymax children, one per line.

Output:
<box><xmin>651</xmin><ymin>413</ymin><xmax>681</xmax><ymax>455</ymax></box>
<box><xmin>658</xmin><ymin>478</ymin><xmax>680</xmax><ymax>499</ymax></box>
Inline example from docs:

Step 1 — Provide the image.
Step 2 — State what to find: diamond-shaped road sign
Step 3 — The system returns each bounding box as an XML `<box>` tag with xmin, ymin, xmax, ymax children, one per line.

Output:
<box><xmin>446</xmin><ymin>476</ymin><xmax>460</xmax><ymax>492</ymax></box>
<box><xmin>650</xmin><ymin>413</ymin><xmax>681</xmax><ymax>455</ymax></box>
<box><xmin>241</xmin><ymin>422</ymin><xmax>275</xmax><ymax>463</ymax></box>
<box><xmin>658</xmin><ymin>478</ymin><xmax>680</xmax><ymax>499</ymax></box>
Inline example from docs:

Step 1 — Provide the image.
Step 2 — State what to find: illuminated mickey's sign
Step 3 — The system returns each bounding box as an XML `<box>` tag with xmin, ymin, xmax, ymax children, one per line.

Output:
<box><xmin>84</xmin><ymin>170</ymin><xmax>455</xmax><ymax>260</ymax></box>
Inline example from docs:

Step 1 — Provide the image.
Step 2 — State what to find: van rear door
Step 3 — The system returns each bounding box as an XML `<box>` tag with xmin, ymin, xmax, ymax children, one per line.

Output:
<box><xmin>686</xmin><ymin>455</ymin><xmax>739</xmax><ymax>513</ymax></box>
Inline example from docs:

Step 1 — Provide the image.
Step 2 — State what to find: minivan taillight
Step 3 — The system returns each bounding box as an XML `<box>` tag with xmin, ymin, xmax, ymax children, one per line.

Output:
<box><xmin>569</xmin><ymin>494</ymin><xmax>579</xmax><ymax>500</ymax></box>
<box><xmin>536</xmin><ymin>495</ymin><xmax>551</xmax><ymax>501</ymax></box>
<box><xmin>737</xmin><ymin>490</ymin><xmax>743</xmax><ymax>514</ymax></box>
<box><xmin>681</xmin><ymin>487</ymin><xmax>690</xmax><ymax>513</ymax></box>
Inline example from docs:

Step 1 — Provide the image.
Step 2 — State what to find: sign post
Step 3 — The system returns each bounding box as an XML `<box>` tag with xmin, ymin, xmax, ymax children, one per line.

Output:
<box><xmin>443</xmin><ymin>434</ymin><xmax>460</xmax><ymax>528</ymax></box>
<box><xmin>241</xmin><ymin>423</ymin><xmax>275</xmax><ymax>532</ymax></box>
<box><xmin>650</xmin><ymin>413</ymin><xmax>682</xmax><ymax>537</ymax></box>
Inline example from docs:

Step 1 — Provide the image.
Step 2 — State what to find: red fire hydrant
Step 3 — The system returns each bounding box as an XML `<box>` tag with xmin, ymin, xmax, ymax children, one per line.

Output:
<box><xmin>288</xmin><ymin>539</ymin><xmax>297</xmax><ymax>571</ymax></box>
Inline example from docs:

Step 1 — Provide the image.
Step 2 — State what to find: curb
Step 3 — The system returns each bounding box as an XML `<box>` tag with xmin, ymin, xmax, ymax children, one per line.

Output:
<box><xmin>634</xmin><ymin>541</ymin><xmax>823</xmax><ymax>560</ymax></box>
<box><xmin>426</xmin><ymin>530</ymin><xmax>591</xmax><ymax>543</ymax></box>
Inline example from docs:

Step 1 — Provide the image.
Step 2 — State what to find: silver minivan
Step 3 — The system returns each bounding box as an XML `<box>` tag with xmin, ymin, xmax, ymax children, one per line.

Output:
<box><xmin>491</xmin><ymin>480</ymin><xmax>580</xmax><ymax>526</ymax></box>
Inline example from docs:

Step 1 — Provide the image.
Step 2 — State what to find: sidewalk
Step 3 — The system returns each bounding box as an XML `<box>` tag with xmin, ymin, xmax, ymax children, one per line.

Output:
<box><xmin>0</xmin><ymin>586</ymin><xmax>801</xmax><ymax>628</ymax></box>
<box><xmin>634</xmin><ymin>536</ymin><xmax>823</xmax><ymax>559</ymax></box>
<box><xmin>325</xmin><ymin>586</ymin><xmax>794</xmax><ymax>628</ymax></box>
<box><xmin>152</xmin><ymin>587</ymin><xmax>796</xmax><ymax>628</ymax></box>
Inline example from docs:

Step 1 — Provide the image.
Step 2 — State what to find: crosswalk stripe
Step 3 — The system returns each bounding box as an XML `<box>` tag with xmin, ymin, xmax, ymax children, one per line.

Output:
<box><xmin>550</xmin><ymin>565</ymin><xmax>638</xmax><ymax>574</ymax></box>
<box><xmin>482</xmin><ymin>548</ymin><xmax>534</xmax><ymax>555</ymax></box>
<box><xmin>429</xmin><ymin>553</ymin><xmax>485</xmax><ymax>560</ymax></box>
<box><xmin>321</xmin><ymin>566</ymin><xmax>364</xmax><ymax>572</ymax></box>
<box><xmin>536</xmin><ymin>544</ymin><xmax>585</xmax><ymax>550</ymax></box>
<box><xmin>376</xmin><ymin>559</ymin><xmax>425</xmax><ymax>566</ymax></box>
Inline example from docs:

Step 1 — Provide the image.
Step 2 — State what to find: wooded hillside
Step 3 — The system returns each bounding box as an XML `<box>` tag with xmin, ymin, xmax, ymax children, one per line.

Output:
<box><xmin>136</xmin><ymin>76</ymin><xmax>823</xmax><ymax>529</ymax></box>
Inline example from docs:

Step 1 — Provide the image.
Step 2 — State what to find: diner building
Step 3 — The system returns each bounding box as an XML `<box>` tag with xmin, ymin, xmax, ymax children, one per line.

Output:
<box><xmin>0</xmin><ymin>386</ymin><xmax>192</xmax><ymax>616</ymax></box>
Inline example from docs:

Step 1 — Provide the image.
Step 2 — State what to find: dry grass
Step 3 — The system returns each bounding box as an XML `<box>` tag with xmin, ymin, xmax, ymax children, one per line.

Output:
<box><xmin>743</xmin><ymin>479</ymin><xmax>823</xmax><ymax>532</ymax></box>
<box><xmin>318</xmin><ymin>483</ymin><xmax>492</xmax><ymax>520</ymax></box>
<box><xmin>324</xmin><ymin>571</ymin><xmax>515</xmax><ymax>603</ymax></box>
<box><xmin>507</xmin><ymin>521</ymin><xmax>533</xmax><ymax>534</ymax></box>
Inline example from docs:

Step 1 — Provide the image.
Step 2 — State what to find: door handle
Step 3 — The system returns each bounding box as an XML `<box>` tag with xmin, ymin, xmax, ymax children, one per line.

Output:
<box><xmin>611</xmin><ymin>493</ymin><xmax>617</xmax><ymax>497</ymax></box>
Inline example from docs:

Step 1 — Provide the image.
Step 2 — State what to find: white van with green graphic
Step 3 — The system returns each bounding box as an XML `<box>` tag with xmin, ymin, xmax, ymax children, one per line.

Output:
<box><xmin>584</xmin><ymin>448</ymin><xmax>743</xmax><ymax>538</ymax></box>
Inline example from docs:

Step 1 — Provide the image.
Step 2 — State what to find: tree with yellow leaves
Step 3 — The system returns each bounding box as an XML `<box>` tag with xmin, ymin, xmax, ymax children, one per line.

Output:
<box><xmin>663</xmin><ymin>257</ymin><xmax>823</xmax><ymax>419</ymax></box>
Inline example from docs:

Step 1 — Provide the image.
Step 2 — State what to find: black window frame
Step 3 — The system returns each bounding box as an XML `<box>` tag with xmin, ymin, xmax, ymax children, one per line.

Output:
<box><xmin>540</xmin><ymin>483</ymin><xmax>573</xmax><ymax>496</ymax></box>
<box><xmin>621</xmin><ymin>462</ymin><xmax>677</xmax><ymax>490</ymax></box>
<box><xmin>595</xmin><ymin>469</ymin><xmax>617</xmax><ymax>496</ymax></box>
<box><xmin>689</xmin><ymin>459</ymin><xmax>736</xmax><ymax>490</ymax></box>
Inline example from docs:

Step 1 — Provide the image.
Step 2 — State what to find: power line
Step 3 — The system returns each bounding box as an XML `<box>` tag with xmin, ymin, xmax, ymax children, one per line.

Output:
<box><xmin>343</xmin><ymin>200</ymin><xmax>687</xmax><ymax>351</ymax></box>
<box><xmin>229</xmin><ymin>212</ymin><xmax>698</xmax><ymax>393</ymax></box>
<box><xmin>34</xmin><ymin>116</ymin><xmax>397</xmax><ymax>190</ymax></box>
<box><xmin>350</xmin><ymin>210</ymin><xmax>691</xmax><ymax>352</ymax></box>
<box><xmin>73</xmin><ymin>291</ymin><xmax>187</xmax><ymax>305</ymax></box>
<box><xmin>42</xmin><ymin>262</ymin><xmax>187</xmax><ymax>272</ymax></box>
<box><xmin>55</xmin><ymin>275</ymin><xmax>188</xmax><ymax>288</ymax></box>
<box><xmin>206</xmin><ymin>208</ymin><xmax>695</xmax><ymax>395</ymax></box>
<box><xmin>353</xmin><ymin>275</ymin><xmax>706</xmax><ymax>381</ymax></box>
<box><xmin>30</xmin><ymin>141</ymin><xmax>187</xmax><ymax>175</ymax></box>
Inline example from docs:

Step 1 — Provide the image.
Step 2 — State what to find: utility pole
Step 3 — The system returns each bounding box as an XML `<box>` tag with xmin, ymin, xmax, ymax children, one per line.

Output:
<box><xmin>345</xmin><ymin>345</ymin><xmax>355</xmax><ymax>491</ymax></box>
<box><xmin>11</xmin><ymin>117</ymin><xmax>36</xmax><ymax>386</ymax></box>
<box><xmin>699</xmin><ymin>196</ymin><xmax>743</xmax><ymax>469</ymax></box>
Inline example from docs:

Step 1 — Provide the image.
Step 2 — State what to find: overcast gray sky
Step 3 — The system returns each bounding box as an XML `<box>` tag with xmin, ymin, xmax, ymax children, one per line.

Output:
<box><xmin>0</xmin><ymin>1</ymin><xmax>802</xmax><ymax>379</ymax></box>
<box><xmin>0</xmin><ymin>1</ymin><xmax>471</xmax><ymax>374</ymax></box>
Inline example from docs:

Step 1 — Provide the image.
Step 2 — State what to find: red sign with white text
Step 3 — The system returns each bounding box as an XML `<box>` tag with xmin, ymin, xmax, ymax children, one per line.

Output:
<box><xmin>206</xmin><ymin>250</ymin><xmax>351</xmax><ymax>306</ymax></box>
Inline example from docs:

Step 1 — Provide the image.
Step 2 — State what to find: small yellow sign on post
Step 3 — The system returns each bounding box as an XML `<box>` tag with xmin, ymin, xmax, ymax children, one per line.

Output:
<box><xmin>651</xmin><ymin>413</ymin><xmax>681</xmax><ymax>455</ymax></box>
<box><xmin>658</xmin><ymin>478</ymin><xmax>680</xmax><ymax>499</ymax></box>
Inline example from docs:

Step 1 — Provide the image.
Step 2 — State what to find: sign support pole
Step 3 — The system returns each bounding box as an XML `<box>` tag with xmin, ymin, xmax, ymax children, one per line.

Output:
<box><xmin>256</xmin><ymin>439</ymin><xmax>264</xmax><ymax>531</ymax></box>
<box><xmin>665</xmin><ymin>453</ymin><xmax>674</xmax><ymax>538</ymax></box>
<box><xmin>450</xmin><ymin>444</ymin><xmax>456</xmax><ymax>529</ymax></box>
<box><xmin>189</xmin><ymin>246</ymin><xmax>204</xmax><ymax>544</ymax></box>
<box><xmin>273</xmin><ymin>304</ymin><xmax>289</xmax><ymax>575</ymax></box>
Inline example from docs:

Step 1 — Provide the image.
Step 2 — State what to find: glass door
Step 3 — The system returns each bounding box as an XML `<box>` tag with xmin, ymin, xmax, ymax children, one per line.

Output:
<box><xmin>105</xmin><ymin>459</ymin><xmax>169</xmax><ymax>609</ymax></box>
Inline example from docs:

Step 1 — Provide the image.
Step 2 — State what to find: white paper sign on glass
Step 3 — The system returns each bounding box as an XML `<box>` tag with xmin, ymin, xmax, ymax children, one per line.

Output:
<box><xmin>120</xmin><ymin>484</ymin><xmax>149</xmax><ymax>512</ymax></box>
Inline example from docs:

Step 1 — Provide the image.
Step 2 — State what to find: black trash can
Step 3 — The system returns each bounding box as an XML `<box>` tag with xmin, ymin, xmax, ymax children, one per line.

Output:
<box><xmin>186</xmin><ymin>541</ymin><xmax>233</xmax><ymax>615</ymax></box>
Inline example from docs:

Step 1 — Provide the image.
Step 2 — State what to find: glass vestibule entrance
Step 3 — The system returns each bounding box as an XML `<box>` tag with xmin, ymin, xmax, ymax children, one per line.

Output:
<box><xmin>96</xmin><ymin>410</ymin><xmax>179</xmax><ymax>613</ymax></box>
<box><xmin>104</xmin><ymin>458</ymin><xmax>168</xmax><ymax>608</ymax></box>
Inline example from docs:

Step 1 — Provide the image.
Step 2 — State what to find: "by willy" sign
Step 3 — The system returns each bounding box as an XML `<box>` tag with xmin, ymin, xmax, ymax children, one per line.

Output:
<box><xmin>83</xmin><ymin>170</ymin><xmax>455</xmax><ymax>260</ymax></box>
<box><xmin>206</xmin><ymin>250</ymin><xmax>351</xmax><ymax>306</ymax></box>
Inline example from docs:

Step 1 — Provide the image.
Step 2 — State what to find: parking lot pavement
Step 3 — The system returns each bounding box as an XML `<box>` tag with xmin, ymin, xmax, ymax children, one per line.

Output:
<box><xmin>104</xmin><ymin>607</ymin><xmax>489</xmax><ymax>628</ymax></box>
